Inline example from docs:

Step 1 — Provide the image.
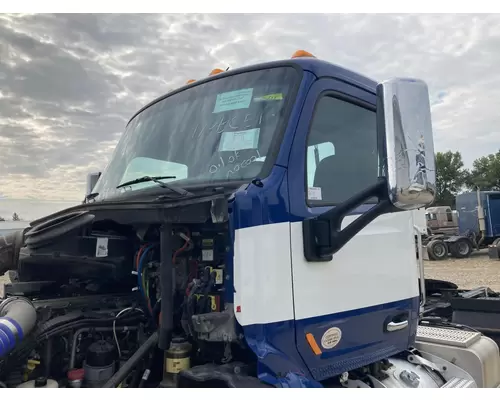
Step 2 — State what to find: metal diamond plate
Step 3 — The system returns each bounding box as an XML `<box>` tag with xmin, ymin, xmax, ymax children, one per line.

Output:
<box><xmin>416</xmin><ymin>325</ymin><xmax>481</xmax><ymax>348</ymax></box>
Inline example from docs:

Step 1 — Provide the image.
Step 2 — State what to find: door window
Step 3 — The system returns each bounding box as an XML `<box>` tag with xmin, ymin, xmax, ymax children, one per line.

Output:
<box><xmin>305</xmin><ymin>95</ymin><xmax>378</xmax><ymax>205</ymax></box>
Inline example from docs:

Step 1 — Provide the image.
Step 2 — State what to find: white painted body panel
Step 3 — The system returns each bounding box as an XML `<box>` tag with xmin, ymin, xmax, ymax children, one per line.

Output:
<box><xmin>233</xmin><ymin>222</ymin><xmax>294</xmax><ymax>326</ymax></box>
<box><xmin>290</xmin><ymin>211</ymin><xmax>419</xmax><ymax>320</ymax></box>
<box><xmin>232</xmin><ymin>211</ymin><xmax>419</xmax><ymax>326</ymax></box>
<box><xmin>412</xmin><ymin>208</ymin><xmax>427</xmax><ymax>234</ymax></box>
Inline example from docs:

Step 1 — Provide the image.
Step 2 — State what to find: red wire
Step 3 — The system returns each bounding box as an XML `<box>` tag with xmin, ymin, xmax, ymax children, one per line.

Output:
<box><xmin>135</xmin><ymin>244</ymin><xmax>148</xmax><ymax>270</ymax></box>
<box><xmin>172</xmin><ymin>240</ymin><xmax>189</xmax><ymax>265</ymax></box>
<box><xmin>172</xmin><ymin>228</ymin><xmax>191</xmax><ymax>265</ymax></box>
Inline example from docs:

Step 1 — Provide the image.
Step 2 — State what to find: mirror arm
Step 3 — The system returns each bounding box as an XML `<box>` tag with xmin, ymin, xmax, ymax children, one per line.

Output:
<box><xmin>303</xmin><ymin>177</ymin><xmax>397</xmax><ymax>262</ymax></box>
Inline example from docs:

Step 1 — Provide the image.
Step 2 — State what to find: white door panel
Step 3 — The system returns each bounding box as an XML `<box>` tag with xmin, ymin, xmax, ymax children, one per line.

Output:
<box><xmin>291</xmin><ymin>211</ymin><xmax>419</xmax><ymax>320</ymax></box>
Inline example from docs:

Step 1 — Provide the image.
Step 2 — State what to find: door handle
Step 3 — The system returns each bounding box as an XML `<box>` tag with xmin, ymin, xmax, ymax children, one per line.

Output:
<box><xmin>386</xmin><ymin>320</ymin><xmax>408</xmax><ymax>332</ymax></box>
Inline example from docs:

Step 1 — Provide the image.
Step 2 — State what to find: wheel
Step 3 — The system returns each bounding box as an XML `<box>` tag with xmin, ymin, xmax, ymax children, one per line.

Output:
<box><xmin>449</xmin><ymin>238</ymin><xmax>473</xmax><ymax>259</ymax></box>
<box><xmin>493</xmin><ymin>238</ymin><xmax>500</xmax><ymax>247</ymax></box>
<box><xmin>427</xmin><ymin>239</ymin><xmax>448</xmax><ymax>261</ymax></box>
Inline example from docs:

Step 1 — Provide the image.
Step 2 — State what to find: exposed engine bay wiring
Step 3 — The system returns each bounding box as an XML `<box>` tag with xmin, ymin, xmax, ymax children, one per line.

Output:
<box><xmin>113</xmin><ymin>307</ymin><xmax>145</xmax><ymax>358</ymax></box>
<box><xmin>0</xmin><ymin>218</ymin><xmax>254</xmax><ymax>388</ymax></box>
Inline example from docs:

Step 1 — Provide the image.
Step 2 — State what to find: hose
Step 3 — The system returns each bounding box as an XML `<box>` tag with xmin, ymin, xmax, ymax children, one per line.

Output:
<box><xmin>102</xmin><ymin>331</ymin><xmax>158</xmax><ymax>388</ymax></box>
<box><xmin>0</xmin><ymin>297</ymin><xmax>37</xmax><ymax>357</ymax></box>
<box><xmin>37</xmin><ymin>314</ymin><xmax>144</xmax><ymax>342</ymax></box>
<box><xmin>0</xmin><ymin>313</ymin><xmax>145</xmax><ymax>375</ymax></box>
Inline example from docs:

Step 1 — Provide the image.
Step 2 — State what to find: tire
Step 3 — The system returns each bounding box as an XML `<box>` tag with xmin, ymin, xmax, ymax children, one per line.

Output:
<box><xmin>427</xmin><ymin>239</ymin><xmax>448</xmax><ymax>261</ymax></box>
<box><xmin>449</xmin><ymin>238</ymin><xmax>473</xmax><ymax>259</ymax></box>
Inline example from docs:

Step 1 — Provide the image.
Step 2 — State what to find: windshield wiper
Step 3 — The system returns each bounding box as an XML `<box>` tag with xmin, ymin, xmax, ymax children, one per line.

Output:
<box><xmin>116</xmin><ymin>176</ymin><xmax>192</xmax><ymax>197</ymax></box>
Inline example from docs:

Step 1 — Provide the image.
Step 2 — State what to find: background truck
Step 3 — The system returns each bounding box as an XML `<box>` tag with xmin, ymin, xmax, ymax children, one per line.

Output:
<box><xmin>425</xmin><ymin>206</ymin><xmax>458</xmax><ymax>235</ymax></box>
<box><xmin>2</xmin><ymin>50</ymin><xmax>500</xmax><ymax>389</ymax></box>
<box><xmin>424</xmin><ymin>190</ymin><xmax>500</xmax><ymax>260</ymax></box>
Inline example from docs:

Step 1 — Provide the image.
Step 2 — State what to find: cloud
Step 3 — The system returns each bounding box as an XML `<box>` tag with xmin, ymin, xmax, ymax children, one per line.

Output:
<box><xmin>0</xmin><ymin>13</ymin><xmax>499</xmax><ymax>204</ymax></box>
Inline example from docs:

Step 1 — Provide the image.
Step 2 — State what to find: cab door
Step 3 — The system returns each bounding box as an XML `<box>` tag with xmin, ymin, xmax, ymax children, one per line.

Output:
<box><xmin>287</xmin><ymin>78</ymin><xmax>420</xmax><ymax>381</ymax></box>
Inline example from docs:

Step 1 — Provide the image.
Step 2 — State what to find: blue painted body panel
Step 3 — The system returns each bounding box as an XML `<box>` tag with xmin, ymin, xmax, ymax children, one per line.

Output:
<box><xmin>295</xmin><ymin>298</ymin><xmax>419</xmax><ymax>382</ymax></box>
<box><xmin>456</xmin><ymin>191</ymin><xmax>500</xmax><ymax>239</ymax></box>
<box><xmin>488</xmin><ymin>194</ymin><xmax>500</xmax><ymax>237</ymax></box>
<box><xmin>223</xmin><ymin>58</ymin><xmax>420</xmax><ymax>387</ymax></box>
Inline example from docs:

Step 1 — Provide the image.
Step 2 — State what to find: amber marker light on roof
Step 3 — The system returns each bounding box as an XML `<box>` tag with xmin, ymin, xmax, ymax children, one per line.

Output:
<box><xmin>291</xmin><ymin>50</ymin><xmax>316</xmax><ymax>58</ymax></box>
<box><xmin>209</xmin><ymin>68</ymin><xmax>225</xmax><ymax>76</ymax></box>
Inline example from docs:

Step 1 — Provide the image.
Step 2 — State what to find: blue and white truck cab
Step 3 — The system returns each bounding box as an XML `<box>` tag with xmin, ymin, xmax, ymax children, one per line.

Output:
<box><xmin>1</xmin><ymin>50</ymin><xmax>500</xmax><ymax>389</ymax></box>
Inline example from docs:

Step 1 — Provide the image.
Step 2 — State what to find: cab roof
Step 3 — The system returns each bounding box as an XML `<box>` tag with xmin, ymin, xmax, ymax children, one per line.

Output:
<box><xmin>128</xmin><ymin>55</ymin><xmax>378</xmax><ymax>125</ymax></box>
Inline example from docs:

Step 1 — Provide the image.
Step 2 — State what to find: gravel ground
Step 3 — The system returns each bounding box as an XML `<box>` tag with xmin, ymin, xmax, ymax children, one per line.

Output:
<box><xmin>425</xmin><ymin>249</ymin><xmax>500</xmax><ymax>291</ymax></box>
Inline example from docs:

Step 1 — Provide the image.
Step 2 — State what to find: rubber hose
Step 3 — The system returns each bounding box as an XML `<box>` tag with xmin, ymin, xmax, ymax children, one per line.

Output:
<box><xmin>12</xmin><ymin>314</ymin><xmax>143</xmax><ymax>358</ymax></box>
<box><xmin>0</xmin><ymin>315</ymin><xmax>145</xmax><ymax>374</ymax></box>
<box><xmin>102</xmin><ymin>331</ymin><xmax>158</xmax><ymax>388</ymax></box>
<box><xmin>0</xmin><ymin>297</ymin><xmax>36</xmax><ymax>357</ymax></box>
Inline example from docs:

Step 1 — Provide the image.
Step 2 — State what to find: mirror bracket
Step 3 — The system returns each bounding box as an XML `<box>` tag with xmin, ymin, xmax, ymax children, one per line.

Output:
<box><xmin>303</xmin><ymin>177</ymin><xmax>398</xmax><ymax>262</ymax></box>
<box><xmin>86</xmin><ymin>172</ymin><xmax>102</xmax><ymax>197</ymax></box>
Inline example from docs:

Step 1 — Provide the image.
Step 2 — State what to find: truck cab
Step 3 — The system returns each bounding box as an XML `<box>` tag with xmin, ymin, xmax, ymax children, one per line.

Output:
<box><xmin>4</xmin><ymin>51</ymin><xmax>499</xmax><ymax>389</ymax></box>
<box><xmin>87</xmin><ymin>52</ymin><xmax>437</xmax><ymax>386</ymax></box>
<box><xmin>426</xmin><ymin>206</ymin><xmax>458</xmax><ymax>235</ymax></box>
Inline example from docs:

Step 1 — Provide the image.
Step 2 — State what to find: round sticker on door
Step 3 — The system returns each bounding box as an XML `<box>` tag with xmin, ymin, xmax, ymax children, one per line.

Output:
<box><xmin>321</xmin><ymin>327</ymin><xmax>342</xmax><ymax>349</ymax></box>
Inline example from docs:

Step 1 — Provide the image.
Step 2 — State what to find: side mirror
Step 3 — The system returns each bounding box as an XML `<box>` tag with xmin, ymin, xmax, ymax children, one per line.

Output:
<box><xmin>380</xmin><ymin>78</ymin><xmax>436</xmax><ymax>210</ymax></box>
<box><xmin>303</xmin><ymin>78</ymin><xmax>436</xmax><ymax>262</ymax></box>
<box><xmin>86</xmin><ymin>172</ymin><xmax>101</xmax><ymax>197</ymax></box>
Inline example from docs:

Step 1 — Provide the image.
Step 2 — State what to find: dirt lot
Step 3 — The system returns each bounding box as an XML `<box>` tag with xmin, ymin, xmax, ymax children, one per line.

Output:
<box><xmin>425</xmin><ymin>249</ymin><xmax>500</xmax><ymax>291</ymax></box>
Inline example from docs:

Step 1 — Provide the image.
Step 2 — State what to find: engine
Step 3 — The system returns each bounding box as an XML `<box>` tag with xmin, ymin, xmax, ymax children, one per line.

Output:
<box><xmin>0</xmin><ymin>207</ymin><xmax>258</xmax><ymax>388</ymax></box>
<box><xmin>2</xmin><ymin>206</ymin><xmax>499</xmax><ymax>389</ymax></box>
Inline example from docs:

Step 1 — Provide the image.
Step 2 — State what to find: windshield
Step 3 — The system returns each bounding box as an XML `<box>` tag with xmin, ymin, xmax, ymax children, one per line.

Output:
<box><xmin>93</xmin><ymin>66</ymin><xmax>299</xmax><ymax>200</ymax></box>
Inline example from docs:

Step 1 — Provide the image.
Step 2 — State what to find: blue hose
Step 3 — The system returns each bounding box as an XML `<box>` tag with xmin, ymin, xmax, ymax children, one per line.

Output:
<box><xmin>0</xmin><ymin>297</ymin><xmax>36</xmax><ymax>357</ymax></box>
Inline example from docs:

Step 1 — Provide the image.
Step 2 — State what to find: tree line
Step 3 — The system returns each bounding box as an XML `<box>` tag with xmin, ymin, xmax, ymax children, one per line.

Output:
<box><xmin>0</xmin><ymin>213</ymin><xmax>22</xmax><ymax>222</ymax></box>
<box><xmin>435</xmin><ymin>149</ymin><xmax>500</xmax><ymax>208</ymax></box>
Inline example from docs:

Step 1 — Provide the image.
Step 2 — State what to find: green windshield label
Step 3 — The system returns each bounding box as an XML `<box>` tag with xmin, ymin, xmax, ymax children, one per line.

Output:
<box><xmin>254</xmin><ymin>93</ymin><xmax>283</xmax><ymax>102</ymax></box>
<box><xmin>213</xmin><ymin>88</ymin><xmax>253</xmax><ymax>113</ymax></box>
<box><xmin>218</xmin><ymin>128</ymin><xmax>260</xmax><ymax>152</ymax></box>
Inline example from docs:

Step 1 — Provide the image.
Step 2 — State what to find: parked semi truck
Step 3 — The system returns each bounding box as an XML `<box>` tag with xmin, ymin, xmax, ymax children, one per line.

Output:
<box><xmin>425</xmin><ymin>206</ymin><xmax>458</xmax><ymax>235</ymax></box>
<box><xmin>2</xmin><ymin>50</ymin><xmax>500</xmax><ymax>388</ymax></box>
<box><xmin>424</xmin><ymin>190</ymin><xmax>500</xmax><ymax>260</ymax></box>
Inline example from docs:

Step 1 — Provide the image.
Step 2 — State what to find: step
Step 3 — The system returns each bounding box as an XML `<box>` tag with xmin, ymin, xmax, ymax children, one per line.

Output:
<box><xmin>416</xmin><ymin>325</ymin><xmax>481</xmax><ymax>348</ymax></box>
<box><xmin>441</xmin><ymin>377</ymin><xmax>476</xmax><ymax>388</ymax></box>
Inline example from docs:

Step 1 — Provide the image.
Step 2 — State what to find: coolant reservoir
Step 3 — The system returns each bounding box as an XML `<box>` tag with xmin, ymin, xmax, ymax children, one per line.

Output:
<box><xmin>161</xmin><ymin>336</ymin><xmax>192</xmax><ymax>388</ymax></box>
<box><xmin>16</xmin><ymin>377</ymin><xmax>59</xmax><ymax>388</ymax></box>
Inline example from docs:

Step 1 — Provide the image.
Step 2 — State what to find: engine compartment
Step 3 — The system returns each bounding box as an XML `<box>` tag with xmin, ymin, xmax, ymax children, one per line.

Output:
<box><xmin>0</xmin><ymin>197</ymin><xmax>263</xmax><ymax>388</ymax></box>
<box><xmin>3</xmin><ymin>197</ymin><xmax>500</xmax><ymax>388</ymax></box>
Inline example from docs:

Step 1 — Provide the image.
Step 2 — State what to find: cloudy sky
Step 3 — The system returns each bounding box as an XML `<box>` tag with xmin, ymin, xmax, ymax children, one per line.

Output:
<box><xmin>0</xmin><ymin>13</ymin><xmax>498</xmax><ymax>218</ymax></box>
